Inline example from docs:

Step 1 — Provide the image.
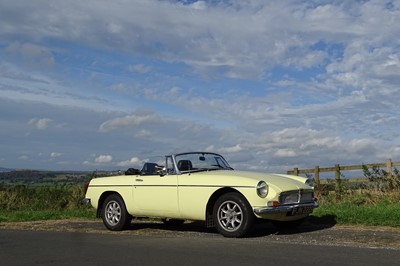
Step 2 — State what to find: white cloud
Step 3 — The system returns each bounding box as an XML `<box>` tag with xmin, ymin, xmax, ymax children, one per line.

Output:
<box><xmin>50</xmin><ymin>152</ymin><xmax>63</xmax><ymax>158</ymax></box>
<box><xmin>135</xmin><ymin>129</ymin><xmax>152</xmax><ymax>139</ymax></box>
<box><xmin>189</xmin><ymin>1</ymin><xmax>207</xmax><ymax>10</ymax></box>
<box><xmin>127</xmin><ymin>64</ymin><xmax>151</xmax><ymax>74</ymax></box>
<box><xmin>275</xmin><ymin>149</ymin><xmax>297</xmax><ymax>158</ymax></box>
<box><xmin>218</xmin><ymin>144</ymin><xmax>243</xmax><ymax>154</ymax></box>
<box><xmin>19</xmin><ymin>155</ymin><xmax>29</xmax><ymax>160</ymax></box>
<box><xmin>99</xmin><ymin>110</ymin><xmax>159</xmax><ymax>132</ymax></box>
<box><xmin>347</xmin><ymin>139</ymin><xmax>378</xmax><ymax>156</ymax></box>
<box><xmin>28</xmin><ymin>118</ymin><xmax>52</xmax><ymax>130</ymax></box>
<box><xmin>116</xmin><ymin>157</ymin><xmax>141</xmax><ymax>167</ymax></box>
<box><xmin>94</xmin><ymin>155</ymin><xmax>113</xmax><ymax>164</ymax></box>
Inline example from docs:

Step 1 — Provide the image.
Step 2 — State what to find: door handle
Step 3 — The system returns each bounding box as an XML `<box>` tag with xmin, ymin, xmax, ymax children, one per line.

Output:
<box><xmin>135</xmin><ymin>178</ymin><xmax>143</xmax><ymax>182</ymax></box>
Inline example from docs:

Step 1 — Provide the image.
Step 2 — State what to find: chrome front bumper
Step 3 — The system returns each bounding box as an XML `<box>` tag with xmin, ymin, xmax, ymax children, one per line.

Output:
<box><xmin>253</xmin><ymin>201</ymin><xmax>319</xmax><ymax>215</ymax></box>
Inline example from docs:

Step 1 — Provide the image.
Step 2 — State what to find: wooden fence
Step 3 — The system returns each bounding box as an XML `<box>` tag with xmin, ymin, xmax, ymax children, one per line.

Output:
<box><xmin>287</xmin><ymin>159</ymin><xmax>400</xmax><ymax>198</ymax></box>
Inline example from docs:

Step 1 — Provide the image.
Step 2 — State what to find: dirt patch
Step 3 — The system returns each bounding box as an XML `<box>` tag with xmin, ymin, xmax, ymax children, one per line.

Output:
<box><xmin>1</xmin><ymin>219</ymin><xmax>400</xmax><ymax>249</ymax></box>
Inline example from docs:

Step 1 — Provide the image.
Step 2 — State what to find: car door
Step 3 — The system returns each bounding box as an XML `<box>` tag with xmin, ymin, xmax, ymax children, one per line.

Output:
<box><xmin>133</xmin><ymin>161</ymin><xmax>179</xmax><ymax>217</ymax></box>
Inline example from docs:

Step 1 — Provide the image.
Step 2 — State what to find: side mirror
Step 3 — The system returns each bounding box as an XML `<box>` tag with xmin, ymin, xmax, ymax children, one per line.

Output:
<box><xmin>155</xmin><ymin>165</ymin><xmax>167</xmax><ymax>176</ymax></box>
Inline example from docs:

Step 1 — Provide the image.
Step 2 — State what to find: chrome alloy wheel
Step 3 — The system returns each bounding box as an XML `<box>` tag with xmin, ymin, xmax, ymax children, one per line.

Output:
<box><xmin>216</xmin><ymin>200</ymin><xmax>243</xmax><ymax>232</ymax></box>
<box><xmin>105</xmin><ymin>200</ymin><xmax>122</xmax><ymax>226</ymax></box>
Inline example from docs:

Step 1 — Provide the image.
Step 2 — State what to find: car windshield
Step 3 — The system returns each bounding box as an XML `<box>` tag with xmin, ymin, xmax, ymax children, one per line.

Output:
<box><xmin>174</xmin><ymin>152</ymin><xmax>233</xmax><ymax>173</ymax></box>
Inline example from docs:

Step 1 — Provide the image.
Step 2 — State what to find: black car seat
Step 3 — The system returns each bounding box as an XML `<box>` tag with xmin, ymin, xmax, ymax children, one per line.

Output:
<box><xmin>177</xmin><ymin>160</ymin><xmax>193</xmax><ymax>171</ymax></box>
<box><xmin>141</xmin><ymin>162</ymin><xmax>159</xmax><ymax>175</ymax></box>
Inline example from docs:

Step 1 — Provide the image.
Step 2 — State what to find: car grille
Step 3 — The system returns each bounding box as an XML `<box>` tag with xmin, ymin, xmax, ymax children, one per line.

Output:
<box><xmin>279</xmin><ymin>189</ymin><xmax>314</xmax><ymax>205</ymax></box>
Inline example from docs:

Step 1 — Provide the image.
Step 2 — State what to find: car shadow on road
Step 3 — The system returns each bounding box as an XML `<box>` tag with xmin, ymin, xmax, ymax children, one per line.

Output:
<box><xmin>245</xmin><ymin>214</ymin><xmax>337</xmax><ymax>237</ymax></box>
<box><xmin>127</xmin><ymin>219</ymin><xmax>216</xmax><ymax>234</ymax></box>
<box><xmin>125</xmin><ymin>214</ymin><xmax>337</xmax><ymax>238</ymax></box>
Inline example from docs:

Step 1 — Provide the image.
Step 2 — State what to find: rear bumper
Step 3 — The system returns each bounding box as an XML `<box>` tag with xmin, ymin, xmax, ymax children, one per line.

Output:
<box><xmin>253</xmin><ymin>201</ymin><xmax>318</xmax><ymax>215</ymax></box>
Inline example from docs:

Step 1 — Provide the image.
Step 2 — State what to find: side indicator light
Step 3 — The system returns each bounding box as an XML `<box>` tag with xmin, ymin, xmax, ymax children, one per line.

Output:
<box><xmin>268</xmin><ymin>201</ymin><xmax>279</xmax><ymax>207</ymax></box>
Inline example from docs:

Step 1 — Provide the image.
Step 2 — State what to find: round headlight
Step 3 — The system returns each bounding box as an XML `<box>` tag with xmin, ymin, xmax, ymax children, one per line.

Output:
<box><xmin>256</xmin><ymin>181</ymin><xmax>268</xmax><ymax>198</ymax></box>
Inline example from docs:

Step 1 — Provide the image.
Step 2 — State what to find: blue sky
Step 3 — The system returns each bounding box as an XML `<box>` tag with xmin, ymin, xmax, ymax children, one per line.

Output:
<box><xmin>1</xmin><ymin>0</ymin><xmax>400</xmax><ymax>173</ymax></box>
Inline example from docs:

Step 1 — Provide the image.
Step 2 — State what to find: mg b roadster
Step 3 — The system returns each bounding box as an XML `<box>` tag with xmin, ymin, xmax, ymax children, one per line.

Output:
<box><xmin>83</xmin><ymin>152</ymin><xmax>318</xmax><ymax>237</ymax></box>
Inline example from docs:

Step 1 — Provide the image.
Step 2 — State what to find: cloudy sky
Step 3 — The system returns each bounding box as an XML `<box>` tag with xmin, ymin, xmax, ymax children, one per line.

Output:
<box><xmin>1</xmin><ymin>0</ymin><xmax>400</xmax><ymax>173</ymax></box>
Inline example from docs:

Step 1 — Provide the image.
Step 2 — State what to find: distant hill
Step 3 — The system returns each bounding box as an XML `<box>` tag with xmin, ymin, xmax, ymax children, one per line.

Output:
<box><xmin>0</xmin><ymin>169</ymin><xmax>98</xmax><ymax>185</ymax></box>
<box><xmin>0</xmin><ymin>167</ymin><xmax>14</xmax><ymax>173</ymax></box>
<box><xmin>0</xmin><ymin>168</ymin><xmax>121</xmax><ymax>185</ymax></box>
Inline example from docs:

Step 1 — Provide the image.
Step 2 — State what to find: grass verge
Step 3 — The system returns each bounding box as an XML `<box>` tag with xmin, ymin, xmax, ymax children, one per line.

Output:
<box><xmin>1</xmin><ymin>183</ymin><xmax>400</xmax><ymax>227</ymax></box>
<box><xmin>313</xmin><ymin>202</ymin><xmax>400</xmax><ymax>227</ymax></box>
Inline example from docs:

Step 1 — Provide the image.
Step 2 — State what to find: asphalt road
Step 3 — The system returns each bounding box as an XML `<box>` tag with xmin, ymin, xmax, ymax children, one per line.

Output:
<box><xmin>1</xmin><ymin>222</ymin><xmax>400</xmax><ymax>266</ymax></box>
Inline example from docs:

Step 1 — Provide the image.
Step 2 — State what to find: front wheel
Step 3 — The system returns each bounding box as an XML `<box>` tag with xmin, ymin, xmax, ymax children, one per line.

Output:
<box><xmin>213</xmin><ymin>192</ymin><xmax>254</xmax><ymax>238</ymax></box>
<box><xmin>101</xmin><ymin>194</ymin><xmax>131</xmax><ymax>231</ymax></box>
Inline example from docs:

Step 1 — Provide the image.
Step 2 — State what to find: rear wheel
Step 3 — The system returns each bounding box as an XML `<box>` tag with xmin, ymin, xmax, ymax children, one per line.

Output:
<box><xmin>101</xmin><ymin>194</ymin><xmax>131</xmax><ymax>231</ymax></box>
<box><xmin>213</xmin><ymin>192</ymin><xmax>254</xmax><ymax>238</ymax></box>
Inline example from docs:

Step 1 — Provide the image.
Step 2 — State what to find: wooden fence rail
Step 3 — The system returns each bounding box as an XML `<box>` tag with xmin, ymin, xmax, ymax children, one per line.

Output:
<box><xmin>287</xmin><ymin>159</ymin><xmax>400</xmax><ymax>199</ymax></box>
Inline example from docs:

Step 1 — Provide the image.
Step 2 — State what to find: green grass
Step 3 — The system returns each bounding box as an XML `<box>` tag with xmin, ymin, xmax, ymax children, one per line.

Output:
<box><xmin>1</xmin><ymin>183</ymin><xmax>400</xmax><ymax>227</ymax></box>
<box><xmin>313</xmin><ymin>202</ymin><xmax>400</xmax><ymax>227</ymax></box>
<box><xmin>311</xmin><ymin>190</ymin><xmax>400</xmax><ymax>227</ymax></box>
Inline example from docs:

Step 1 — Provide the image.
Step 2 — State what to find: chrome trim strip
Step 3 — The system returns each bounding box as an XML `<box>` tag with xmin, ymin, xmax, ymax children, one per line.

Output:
<box><xmin>89</xmin><ymin>184</ymin><xmax>254</xmax><ymax>189</ymax></box>
<box><xmin>253</xmin><ymin>202</ymin><xmax>319</xmax><ymax>215</ymax></box>
<box><xmin>134</xmin><ymin>185</ymin><xmax>254</xmax><ymax>189</ymax></box>
<box><xmin>89</xmin><ymin>185</ymin><xmax>133</xmax><ymax>187</ymax></box>
<box><xmin>178</xmin><ymin>185</ymin><xmax>254</xmax><ymax>189</ymax></box>
<box><xmin>135</xmin><ymin>185</ymin><xmax>177</xmax><ymax>187</ymax></box>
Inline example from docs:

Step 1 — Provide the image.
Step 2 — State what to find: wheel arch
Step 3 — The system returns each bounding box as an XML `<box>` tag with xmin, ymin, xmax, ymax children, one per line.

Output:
<box><xmin>205</xmin><ymin>187</ymin><xmax>247</xmax><ymax>228</ymax></box>
<box><xmin>96</xmin><ymin>191</ymin><xmax>123</xmax><ymax>218</ymax></box>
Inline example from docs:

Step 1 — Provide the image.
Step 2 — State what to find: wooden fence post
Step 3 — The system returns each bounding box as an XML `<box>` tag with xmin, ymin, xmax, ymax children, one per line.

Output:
<box><xmin>335</xmin><ymin>164</ymin><xmax>341</xmax><ymax>200</ymax></box>
<box><xmin>386</xmin><ymin>159</ymin><xmax>393</xmax><ymax>189</ymax></box>
<box><xmin>294</xmin><ymin>168</ymin><xmax>299</xmax><ymax>176</ymax></box>
<box><xmin>314</xmin><ymin>166</ymin><xmax>320</xmax><ymax>197</ymax></box>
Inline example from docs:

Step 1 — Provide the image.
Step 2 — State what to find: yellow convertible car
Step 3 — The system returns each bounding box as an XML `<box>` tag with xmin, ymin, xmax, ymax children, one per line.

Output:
<box><xmin>83</xmin><ymin>152</ymin><xmax>318</xmax><ymax>237</ymax></box>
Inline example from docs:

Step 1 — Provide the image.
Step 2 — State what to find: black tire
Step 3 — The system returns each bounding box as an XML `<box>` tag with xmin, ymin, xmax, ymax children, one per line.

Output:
<box><xmin>161</xmin><ymin>218</ymin><xmax>185</xmax><ymax>227</ymax></box>
<box><xmin>272</xmin><ymin>218</ymin><xmax>305</xmax><ymax>231</ymax></box>
<box><xmin>101</xmin><ymin>194</ymin><xmax>131</xmax><ymax>231</ymax></box>
<box><xmin>213</xmin><ymin>192</ymin><xmax>254</xmax><ymax>238</ymax></box>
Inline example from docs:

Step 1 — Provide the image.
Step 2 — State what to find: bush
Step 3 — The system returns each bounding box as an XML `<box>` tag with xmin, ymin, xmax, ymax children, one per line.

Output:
<box><xmin>362</xmin><ymin>165</ymin><xmax>400</xmax><ymax>191</ymax></box>
<box><xmin>0</xmin><ymin>184</ymin><xmax>87</xmax><ymax>211</ymax></box>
